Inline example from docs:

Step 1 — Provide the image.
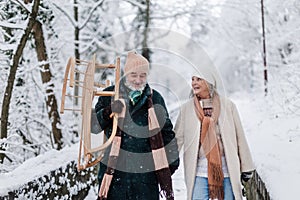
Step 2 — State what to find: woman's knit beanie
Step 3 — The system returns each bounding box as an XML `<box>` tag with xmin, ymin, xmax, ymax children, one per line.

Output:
<box><xmin>191</xmin><ymin>69</ymin><xmax>216</xmax><ymax>88</ymax></box>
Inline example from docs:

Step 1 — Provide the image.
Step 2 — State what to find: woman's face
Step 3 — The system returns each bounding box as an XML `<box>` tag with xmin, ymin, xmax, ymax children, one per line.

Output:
<box><xmin>191</xmin><ymin>76</ymin><xmax>210</xmax><ymax>99</ymax></box>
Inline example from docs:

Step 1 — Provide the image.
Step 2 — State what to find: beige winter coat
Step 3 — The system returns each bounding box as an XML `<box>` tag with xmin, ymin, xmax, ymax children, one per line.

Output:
<box><xmin>174</xmin><ymin>97</ymin><xmax>255</xmax><ymax>200</ymax></box>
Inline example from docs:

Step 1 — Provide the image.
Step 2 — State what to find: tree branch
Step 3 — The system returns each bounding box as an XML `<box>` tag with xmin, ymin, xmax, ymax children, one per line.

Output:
<box><xmin>79</xmin><ymin>0</ymin><xmax>105</xmax><ymax>30</ymax></box>
<box><xmin>124</xmin><ymin>0</ymin><xmax>147</xmax><ymax>9</ymax></box>
<box><xmin>0</xmin><ymin>21</ymin><xmax>26</xmax><ymax>30</ymax></box>
<box><xmin>52</xmin><ymin>2</ymin><xmax>77</xmax><ymax>27</ymax></box>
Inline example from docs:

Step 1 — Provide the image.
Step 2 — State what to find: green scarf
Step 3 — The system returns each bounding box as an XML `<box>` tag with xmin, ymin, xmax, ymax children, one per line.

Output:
<box><xmin>129</xmin><ymin>90</ymin><xmax>142</xmax><ymax>105</ymax></box>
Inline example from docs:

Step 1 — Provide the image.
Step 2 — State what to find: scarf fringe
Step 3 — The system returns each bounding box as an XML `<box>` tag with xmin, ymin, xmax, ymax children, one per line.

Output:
<box><xmin>208</xmin><ymin>162</ymin><xmax>224</xmax><ymax>184</ymax></box>
<box><xmin>98</xmin><ymin>173</ymin><xmax>113</xmax><ymax>199</ymax></box>
<box><xmin>156</xmin><ymin>168</ymin><xmax>174</xmax><ymax>200</ymax></box>
<box><xmin>209</xmin><ymin>184</ymin><xmax>224</xmax><ymax>200</ymax></box>
<box><xmin>207</xmin><ymin>150</ymin><xmax>224</xmax><ymax>200</ymax></box>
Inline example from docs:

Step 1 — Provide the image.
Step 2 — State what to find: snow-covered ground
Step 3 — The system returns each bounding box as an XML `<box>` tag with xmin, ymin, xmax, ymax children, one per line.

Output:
<box><xmin>1</xmin><ymin>91</ymin><xmax>299</xmax><ymax>199</ymax></box>
<box><xmin>231</xmin><ymin>92</ymin><xmax>300</xmax><ymax>200</ymax></box>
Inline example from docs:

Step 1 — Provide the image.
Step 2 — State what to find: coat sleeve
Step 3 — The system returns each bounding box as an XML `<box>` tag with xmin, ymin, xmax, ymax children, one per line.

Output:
<box><xmin>174</xmin><ymin>106</ymin><xmax>185</xmax><ymax>152</ymax></box>
<box><xmin>153</xmin><ymin>91</ymin><xmax>180</xmax><ymax>174</ymax></box>
<box><xmin>95</xmin><ymin>86</ymin><xmax>114</xmax><ymax>130</ymax></box>
<box><xmin>231</xmin><ymin>101</ymin><xmax>255</xmax><ymax>173</ymax></box>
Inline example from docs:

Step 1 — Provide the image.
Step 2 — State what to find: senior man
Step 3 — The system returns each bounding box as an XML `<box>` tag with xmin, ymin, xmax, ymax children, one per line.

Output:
<box><xmin>95</xmin><ymin>51</ymin><xmax>179</xmax><ymax>200</ymax></box>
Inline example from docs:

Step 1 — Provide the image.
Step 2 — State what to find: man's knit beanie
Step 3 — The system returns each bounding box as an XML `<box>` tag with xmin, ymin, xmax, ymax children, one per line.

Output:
<box><xmin>124</xmin><ymin>51</ymin><xmax>149</xmax><ymax>75</ymax></box>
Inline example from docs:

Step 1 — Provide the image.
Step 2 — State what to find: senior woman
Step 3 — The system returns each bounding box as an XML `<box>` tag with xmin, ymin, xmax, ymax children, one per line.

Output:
<box><xmin>174</xmin><ymin>70</ymin><xmax>255</xmax><ymax>200</ymax></box>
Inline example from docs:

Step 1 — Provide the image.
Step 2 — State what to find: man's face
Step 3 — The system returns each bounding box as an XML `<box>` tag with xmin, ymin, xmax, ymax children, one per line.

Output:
<box><xmin>125</xmin><ymin>71</ymin><xmax>147</xmax><ymax>90</ymax></box>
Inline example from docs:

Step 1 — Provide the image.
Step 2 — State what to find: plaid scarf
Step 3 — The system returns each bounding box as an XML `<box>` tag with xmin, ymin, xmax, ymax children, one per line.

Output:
<box><xmin>193</xmin><ymin>93</ymin><xmax>224</xmax><ymax>200</ymax></box>
<box><xmin>98</xmin><ymin>90</ymin><xmax>174</xmax><ymax>200</ymax></box>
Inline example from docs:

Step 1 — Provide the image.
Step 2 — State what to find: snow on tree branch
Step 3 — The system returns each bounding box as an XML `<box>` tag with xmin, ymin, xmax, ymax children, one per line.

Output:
<box><xmin>51</xmin><ymin>2</ymin><xmax>77</xmax><ymax>27</ymax></box>
<box><xmin>0</xmin><ymin>21</ymin><xmax>26</xmax><ymax>30</ymax></box>
<box><xmin>78</xmin><ymin>0</ymin><xmax>105</xmax><ymax>30</ymax></box>
<box><xmin>11</xmin><ymin>0</ymin><xmax>31</xmax><ymax>13</ymax></box>
<box><xmin>124</xmin><ymin>0</ymin><xmax>147</xmax><ymax>10</ymax></box>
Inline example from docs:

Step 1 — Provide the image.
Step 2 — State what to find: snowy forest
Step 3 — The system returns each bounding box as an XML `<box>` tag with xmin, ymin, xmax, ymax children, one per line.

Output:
<box><xmin>1</xmin><ymin>0</ymin><xmax>300</xmax><ymax>199</ymax></box>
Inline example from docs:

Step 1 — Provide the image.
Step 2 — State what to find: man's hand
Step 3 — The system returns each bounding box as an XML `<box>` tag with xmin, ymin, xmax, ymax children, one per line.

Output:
<box><xmin>102</xmin><ymin>100</ymin><xmax>124</xmax><ymax>120</ymax></box>
<box><xmin>111</xmin><ymin>100</ymin><xmax>124</xmax><ymax>114</ymax></box>
<box><xmin>169</xmin><ymin>165</ymin><xmax>178</xmax><ymax>176</ymax></box>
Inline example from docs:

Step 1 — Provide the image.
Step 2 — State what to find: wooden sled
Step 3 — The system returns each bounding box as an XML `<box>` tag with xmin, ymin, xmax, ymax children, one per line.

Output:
<box><xmin>60</xmin><ymin>54</ymin><xmax>120</xmax><ymax>171</ymax></box>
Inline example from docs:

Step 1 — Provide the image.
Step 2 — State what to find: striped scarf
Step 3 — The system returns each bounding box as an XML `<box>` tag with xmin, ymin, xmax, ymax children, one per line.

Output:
<box><xmin>98</xmin><ymin>91</ymin><xmax>174</xmax><ymax>200</ymax></box>
<box><xmin>193</xmin><ymin>93</ymin><xmax>224</xmax><ymax>200</ymax></box>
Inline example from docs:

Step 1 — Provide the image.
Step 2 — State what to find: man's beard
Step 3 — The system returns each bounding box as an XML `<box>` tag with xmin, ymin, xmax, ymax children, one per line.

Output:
<box><xmin>124</xmin><ymin>80</ymin><xmax>146</xmax><ymax>92</ymax></box>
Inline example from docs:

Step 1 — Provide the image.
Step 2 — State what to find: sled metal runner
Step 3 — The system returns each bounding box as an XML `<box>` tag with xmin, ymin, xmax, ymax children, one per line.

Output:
<box><xmin>60</xmin><ymin>55</ymin><xmax>120</xmax><ymax>171</ymax></box>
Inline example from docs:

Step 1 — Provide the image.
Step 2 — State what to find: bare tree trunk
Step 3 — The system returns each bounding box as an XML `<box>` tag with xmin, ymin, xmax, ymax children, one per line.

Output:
<box><xmin>74</xmin><ymin>0</ymin><xmax>80</xmax><ymax>106</ymax></box>
<box><xmin>141</xmin><ymin>0</ymin><xmax>151</xmax><ymax>62</ymax></box>
<box><xmin>32</xmin><ymin>21</ymin><xmax>63</xmax><ymax>150</ymax></box>
<box><xmin>0</xmin><ymin>0</ymin><xmax>40</xmax><ymax>163</ymax></box>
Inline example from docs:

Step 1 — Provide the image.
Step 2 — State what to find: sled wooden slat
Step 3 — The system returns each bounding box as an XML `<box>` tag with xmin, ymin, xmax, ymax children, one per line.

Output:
<box><xmin>65</xmin><ymin>94</ymin><xmax>83</xmax><ymax>98</ymax></box>
<box><xmin>81</xmin><ymin>55</ymin><xmax>95</xmax><ymax>157</ymax></box>
<box><xmin>74</xmin><ymin>69</ymin><xmax>86</xmax><ymax>75</ymax></box>
<box><xmin>63</xmin><ymin>108</ymin><xmax>82</xmax><ymax>112</ymax></box>
<box><xmin>94</xmin><ymin>91</ymin><xmax>115</xmax><ymax>96</ymax></box>
<box><xmin>60</xmin><ymin>57</ymin><xmax>73</xmax><ymax>114</ymax></box>
<box><xmin>94</xmin><ymin>82</ymin><xmax>107</xmax><ymax>88</ymax></box>
<box><xmin>67</xmin><ymin>79</ymin><xmax>84</xmax><ymax>84</ymax></box>
<box><xmin>95</xmin><ymin>63</ymin><xmax>116</xmax><ymax>69</ymax></box>
<box><xmin>69</xmin><ymin>57</ymin><xmax>76</xmax><ymax>87</ymax></box>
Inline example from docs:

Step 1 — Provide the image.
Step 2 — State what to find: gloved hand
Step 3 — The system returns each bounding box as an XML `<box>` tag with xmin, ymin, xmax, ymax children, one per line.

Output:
<box><xmin>241</xmin><ymin>171</ymin><xmax>253</xmax><ymax>183</ymax></box>
<box><xmin>111</xmin><ymin>100</ymin><xmax>124</xmax><ymax>114</ymax></box>
<box><xmin>169</xmin><ymin>165</ymin><xmax>178</xmax><ymax>176</ymax></box>
<box><xmin>102</xmin><ymin>100</ymin><xmax>124</xmax><ymax>120</ymax></box>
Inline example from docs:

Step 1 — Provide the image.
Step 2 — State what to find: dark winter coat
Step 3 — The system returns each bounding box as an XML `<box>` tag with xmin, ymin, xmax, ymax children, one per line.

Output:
<box><xmin>95</xmin><ymin>80</ymin><xmax>179</xmax><ymax>198</ymax></box>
